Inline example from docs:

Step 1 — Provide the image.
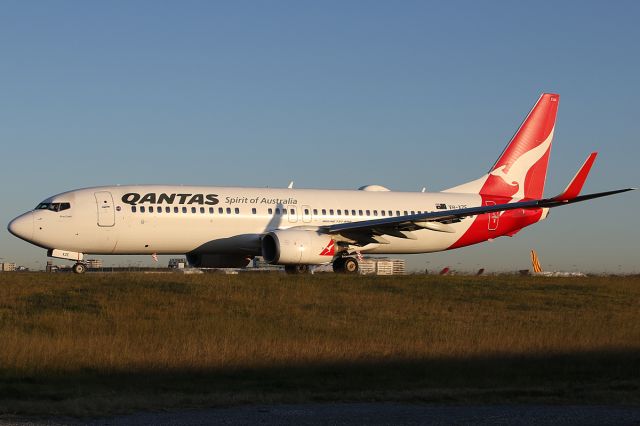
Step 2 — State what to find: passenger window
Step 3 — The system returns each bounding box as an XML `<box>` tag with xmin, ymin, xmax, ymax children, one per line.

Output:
<box><xmin>366</xmin><ymin>210</ymin><xmax>370</xmax><ymax>216</ymax></box>
<box><xmin>329</xmin><ymin>209</ymin><xmax>334</xmax><ymax>215</ymax></box>
<box><xmin>411</xmin><ymin>211</ymin><xmax>415</xmax><ymax>215</ymax></box>
<box><xmin>219</xmin><ymin>207</ymin><xmax>224</xmax><ymax>214</ymax></box>
<box><xmin>182</xmin><ymin>207</ymin><xmax>187</xmax><ymax>213</ymax></box>
<box><xmin>337</xmin><ymin>210</ymin><xmax>341</xmax><ymax>216</ymax></box>
<box><xmin>396</xmin><ymin>210</ymin><xmax>401</xmax><ymax>216</ymax></box>
<box><xmin>166</xmin><ymin>207</ymin><xmax>170</xmax><ymax>213</ymax></box>
<box><xmin>358</xmin><ymin>210</ymin><xmax>363</xmax><ymax>216</ymax></box>
<box><xmin>132</xmin><ymin>206</ymin><xmax>137</xmax><ymax>213</ymax></box>
<box><xmin>322</xmin><ymin>209</ymin><xmax>326</xmax><ymax>215</ymax></box>
<box><xmin>268</xmin><ymin>208</ymin><xmax>273</xmax><ymax>214</ymax></box>
<box><xmin>352</xmin><ymin>210</ymin><xmax>357</xmax><ymax>216</ymax></box>
<box><xmin>404</xmin><ymin>211</ymin><xmax>408</xmax><ymax>215</ymax></box>
<box><xmin>149</xmin><ymin>206</ymin><xmax>154</xmax><ymax>213</ymax></box>
<box><xmin>381</xmin><ymin>211</ymin><xmax>386</xmax><ymax>216</ymax></box>
<box><xmin>290</xmin><ymin>208</ymin><xmax>295</xmax><ymax>215</ymax></box>
<box><xmin>226</xmin><ymin>207</ymin><xmax>231</xmax><ymax>214</ymax></box>
<box><xmin>304</xmin><ymin>208</ymin><xmax>309</xmax><ymax>215</ymax></box>
<box><xmin>373</xmin><ymin>210</ymin><xmax>378</xmax><ymax>216</ymax></box>
<box><xmin>344</xmin><ymin>210</ymin><xmax>349</xmax><ymax>216</ymax></box>
<box><xmin>252</xmin><ymin>208</ymin><xmax>257</xmax><ymax>214</ymax></box>
<box><xmin>235</xmin><ymin>208</ymin><xmax>240</xmax><ymax>214</ymax></box>
<box><xmin>313</xmin><ymin>209</ymin><xmax>318</xmax><ymax>215</ymax></box>
<box><xmin>209</xmin><ymin>207</ymin><xmax>214</xmax><ymax>214</ymax></box>
<box><xmin>157</xmin><ymin>207</ymin><xmax>162</xmax><ymax>214</ymax></box>
<box><xmin>191</xmin><ymin>207</ymin><xmax>196</xmax><ymax>213</ymax></box>
<box><xmin>200</xmin><ymin>207</ymin><xmax>205</xmax><ymax>213</ymax></box>
<box><xmin>174</xmin><ymin>207</ymin><xmax>179</xmax><ymax>213</ymax></box>
<box><xmin>275</xmin><ymin>208</ymin><xmax>280</xmax><ymax>215</ymax></box>
<box><xmin>140</xmin><ymin>206</ymin><xmax>146</xmax><ymax>213</ymax></box>
<box><xmin>388</xmin><ymin>210</ymin><xmax>393</xmax><ymax>216</ymax></box>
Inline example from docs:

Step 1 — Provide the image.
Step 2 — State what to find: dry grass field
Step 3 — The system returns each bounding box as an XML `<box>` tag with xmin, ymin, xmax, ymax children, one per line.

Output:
<box><xmin>0</xmin><ymin>272</ymin><xmax>638</xmax><ymax>416</ymax></box>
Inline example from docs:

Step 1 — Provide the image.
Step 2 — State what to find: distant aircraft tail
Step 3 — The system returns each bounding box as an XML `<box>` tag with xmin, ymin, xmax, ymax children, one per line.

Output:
<box><xmin>531</xmin><ymin>249</ymin><xmax>543</xmax><ymax>273</ymax></box>
<box><xmin>444</xmin><ymin>93</ymin><xmax>559</xmax><ymax>200</ymax></box>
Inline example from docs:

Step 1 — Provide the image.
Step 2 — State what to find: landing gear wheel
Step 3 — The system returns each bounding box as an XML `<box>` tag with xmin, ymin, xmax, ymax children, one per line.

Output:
<box><xmin>72</xmin><ymin>263</ymin><xmax>86</xmax><ymax>274</ymax></box>
<box><xmin>285</xmin><ymin>264</ymin><xmax>310</xmax><ymax>274</ymax></box>
<box><xmin>343</xmin><ymin>257</ymin><xmax>359</xmax><ymax>274</ymax></box>
<box><xmin>333</xmin><ymin>257</ymin><xmax>358</xmax><ymax>274</ymax></box>
<box><xmin>332</xmin><ymin>257</ymin><xmax>346</xmax><ymax>273</ymax></box>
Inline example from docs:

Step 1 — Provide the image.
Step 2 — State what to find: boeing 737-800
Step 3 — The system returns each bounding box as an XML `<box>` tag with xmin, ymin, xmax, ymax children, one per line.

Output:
<box><xmin>8</xmin><ymin>94</ymin><xmax>634</xmax><ymax>273</ymax></box>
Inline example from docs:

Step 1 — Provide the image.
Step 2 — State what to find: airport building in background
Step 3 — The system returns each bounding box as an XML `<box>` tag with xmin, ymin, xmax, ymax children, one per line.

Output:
<box><xmin>359</xmin><ymin>258</ymin><xmax>406</xmax><ymax>275</ymax></box>
<box><xmin>0</xmin><ymin>262</ymin><xmax>16</xmax><ymax>272</ymax></box>
<box><xmin>86</xmin><ymin>259</ymin><xmax>103</xmax><ymax>269</ymax></box>
<box><xmin>168</xmin><ymin>258</ymin><xmax>188</xmax><ymax>269</ymax></box>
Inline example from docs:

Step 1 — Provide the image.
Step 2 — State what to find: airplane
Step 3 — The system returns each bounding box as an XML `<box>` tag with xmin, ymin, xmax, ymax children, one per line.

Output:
<box><xmin>7</xmin><ymin>93</ymin><xmax>635</xmax><ymax>274</ymax></box>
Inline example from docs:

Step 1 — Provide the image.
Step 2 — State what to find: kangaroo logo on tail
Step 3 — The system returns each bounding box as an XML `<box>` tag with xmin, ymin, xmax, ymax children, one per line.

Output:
<box><xmin>488</xmin><ymin>128</ymin><xmax>554</xmax><ymax>200</ymax></box>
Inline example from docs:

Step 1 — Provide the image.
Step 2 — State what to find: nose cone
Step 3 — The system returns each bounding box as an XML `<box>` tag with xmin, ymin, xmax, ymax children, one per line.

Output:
<box><xmin>8</xmin><ymin>212</ymin><xmax>34</xmax><ymax>242</ymax></box>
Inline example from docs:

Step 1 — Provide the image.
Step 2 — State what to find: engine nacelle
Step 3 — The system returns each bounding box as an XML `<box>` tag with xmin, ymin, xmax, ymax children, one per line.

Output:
<box><xmin>261</xmin><ymin>229</ymin><xmax>335</xmax><ymax>265</ymax></box>
<box><xmin>186</xmin><ymin>253</ymin><xmax>251</xmax><ymax>268</ymax></box>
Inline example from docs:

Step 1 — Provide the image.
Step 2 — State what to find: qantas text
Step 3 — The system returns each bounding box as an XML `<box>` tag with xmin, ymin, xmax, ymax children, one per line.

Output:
<box><xmin>121</xmin><ymin>193</ymin><xmax>219</xmax><ymax>206</ymax></box>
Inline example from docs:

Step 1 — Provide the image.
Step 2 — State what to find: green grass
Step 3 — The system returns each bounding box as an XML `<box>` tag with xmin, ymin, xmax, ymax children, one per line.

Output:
<box><xmin>0</xmin><ymin>272</ymin><xmax>638</xmax><ymax>416</ymax></box>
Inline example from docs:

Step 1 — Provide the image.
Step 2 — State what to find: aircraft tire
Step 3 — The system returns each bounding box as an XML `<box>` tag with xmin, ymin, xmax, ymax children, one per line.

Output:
<box><xmin>343</xmin><ymin>257</ymin><xmax>359</xmax><ymax>274</ymax></box>
<box><xmin>332</xmin><ymin>257</ymin><xmax>345</xmax><ymax>273</ymax></box>
<box><xmin>72</xmin><ymin>263</ymin><xmax>86</xmax><ymax>274</ymax></box>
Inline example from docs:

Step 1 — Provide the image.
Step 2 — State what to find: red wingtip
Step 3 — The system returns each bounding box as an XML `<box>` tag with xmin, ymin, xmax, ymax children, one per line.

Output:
<box><xmin>553</xmin><ymin>152</ymin><xmax>598</xmax><ymax>201</ymax></box>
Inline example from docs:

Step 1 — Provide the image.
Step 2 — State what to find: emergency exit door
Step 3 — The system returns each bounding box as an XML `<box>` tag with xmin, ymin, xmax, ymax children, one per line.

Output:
<box><xmin>95</xmin><ymin>191</ymin><xmax>115</xmax><ymax>227</ymax></box>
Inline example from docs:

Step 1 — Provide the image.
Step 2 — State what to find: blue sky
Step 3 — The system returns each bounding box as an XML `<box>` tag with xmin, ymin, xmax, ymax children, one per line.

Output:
<box><xmin>1</xmin><ymin>1</ymin><xmax>638</xmax><ymax>272</ymax></box>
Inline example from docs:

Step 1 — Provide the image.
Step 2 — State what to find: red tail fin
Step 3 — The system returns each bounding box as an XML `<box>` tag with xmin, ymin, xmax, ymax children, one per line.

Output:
<box><xmin>485</xmin><ymin>93</ymin><xmax>559</xmax><ymax>199</ymax></box>
<box><xmin>445</xmin><ymin>94</ymin><xmax>559</xmax><ymax>200</ymax></box>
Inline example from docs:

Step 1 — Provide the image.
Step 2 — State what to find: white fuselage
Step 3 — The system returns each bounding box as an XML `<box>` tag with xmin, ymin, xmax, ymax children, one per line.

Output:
<box><xmin>11</xmin><ymin>184</ymin><xmax>509</xmax><ymax>258</ymax></box>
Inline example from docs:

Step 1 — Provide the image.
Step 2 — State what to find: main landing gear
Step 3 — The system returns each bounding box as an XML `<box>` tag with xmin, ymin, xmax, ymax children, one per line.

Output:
<box><xmin>333</xmin><ymin>257</ymin><xmax>359</xmax><ymax>274</ymax></box>
<box><xmin>285</xmin><ymin>264</ymin><xmax>310</xmax><ymax>274</ymax></box>
<box><xmin>72</xmin><ymin>263</ymin><xmax>87</xmax><ymax>274</ymax></box>
<box><xmin>283</xmin><ymin>257</ymin><xmax>360</xmax><ymax>274</ymax></box>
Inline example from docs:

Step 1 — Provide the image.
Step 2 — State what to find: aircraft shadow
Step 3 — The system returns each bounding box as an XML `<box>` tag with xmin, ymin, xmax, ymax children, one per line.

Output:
<box><xmin>2</xmin><ymin>348</ymin><xmax>639</xmax><ymax>415</ymax></box>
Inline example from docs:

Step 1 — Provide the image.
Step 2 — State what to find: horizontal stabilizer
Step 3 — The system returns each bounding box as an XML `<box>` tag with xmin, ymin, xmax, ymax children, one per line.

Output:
<box><xmin>552</xmin><ymin>152</ymin><xmax>598</xmax><ymax>201</ymax></box>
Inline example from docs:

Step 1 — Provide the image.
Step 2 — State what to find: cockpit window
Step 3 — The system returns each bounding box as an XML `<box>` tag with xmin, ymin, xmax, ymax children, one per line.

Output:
<box><xmin>35</xmin><ymin>202</ymin><xmax>71</xmax><ymax>212</ymax></box>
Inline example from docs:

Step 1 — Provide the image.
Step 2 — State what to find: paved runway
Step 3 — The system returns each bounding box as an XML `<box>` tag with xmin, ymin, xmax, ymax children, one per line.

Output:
<box><xmin>3</xmin><ymin>403</ymin><xmax>640</xmax><ymax>425</ymax></box>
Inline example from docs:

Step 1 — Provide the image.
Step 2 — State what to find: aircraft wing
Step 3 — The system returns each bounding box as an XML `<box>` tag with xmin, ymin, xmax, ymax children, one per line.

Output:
<box><xmin>324</xmin><ymin>153</ymin><xmax>635</xmax><ymax>242</ymax></box>
<box><xmin>324</xmin><ymin>188</ymin><xmax>634</xmax><ymax>240</ymax></box>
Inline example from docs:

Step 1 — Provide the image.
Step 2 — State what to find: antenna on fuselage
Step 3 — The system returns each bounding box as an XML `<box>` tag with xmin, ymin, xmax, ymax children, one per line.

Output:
<box><xmin>288</xmin><ymin>181</ymin><xmax>294</xmax><ymax>189</ymax></box>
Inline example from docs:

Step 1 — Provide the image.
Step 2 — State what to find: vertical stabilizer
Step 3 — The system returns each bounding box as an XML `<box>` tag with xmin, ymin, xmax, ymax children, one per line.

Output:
<box><xmin>444</xmin><ymin>93</ymin><xmax>559</xmax><ymax>200</ymax></box>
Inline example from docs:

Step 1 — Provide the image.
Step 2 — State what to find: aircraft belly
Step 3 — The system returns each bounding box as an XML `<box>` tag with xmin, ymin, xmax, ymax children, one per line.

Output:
<box><xmin>364</xmin><ymin>232</ymin><xmax>454</xmax><ymax>254</ymax></box>
<box><xmin>112</xmin><ymin>217</ymin><xmax>262</xmax><ymax>254</ymax></box>
<box><xmin>362</xmin><ymin>219</ymin><xmax>475</xmax><ymax>254</ymax></box>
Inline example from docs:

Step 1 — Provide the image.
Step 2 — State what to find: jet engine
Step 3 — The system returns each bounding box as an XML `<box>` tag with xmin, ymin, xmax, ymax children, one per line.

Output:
<box><xmin>261</xmin><ymin>229</ymin><xmax>335</xmax><ymax>265</ymax></box>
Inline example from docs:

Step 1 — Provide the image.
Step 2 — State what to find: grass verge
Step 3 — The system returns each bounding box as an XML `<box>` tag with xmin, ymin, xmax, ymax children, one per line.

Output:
<box><xmin>0</xmin><ymin>272</ymin><xmax>638</xmax><ymax>416</ymax></box>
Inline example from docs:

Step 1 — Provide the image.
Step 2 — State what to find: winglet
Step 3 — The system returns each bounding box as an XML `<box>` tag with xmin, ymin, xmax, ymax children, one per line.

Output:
<box><xmin>552</xmin><ymin>152</ymin><xmax>598</xmax><ymax>201</ymax></box>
